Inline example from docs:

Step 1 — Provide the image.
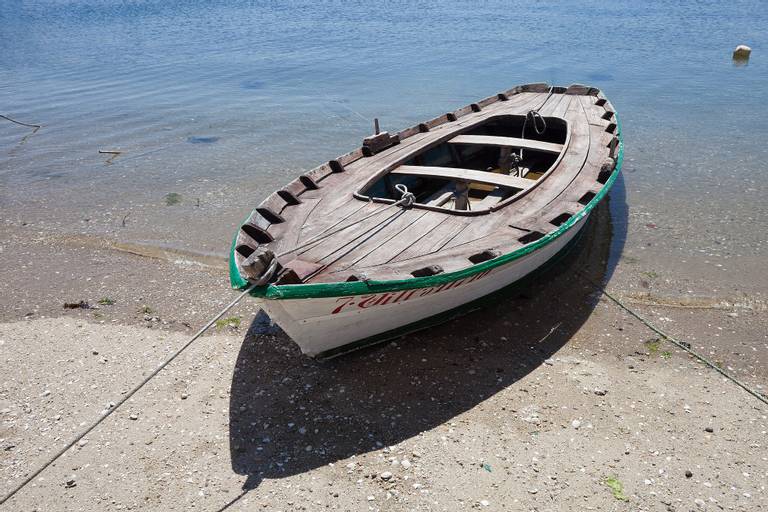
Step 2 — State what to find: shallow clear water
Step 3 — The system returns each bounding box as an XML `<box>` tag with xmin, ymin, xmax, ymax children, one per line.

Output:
<box><xmin>1</xmin><ymin>1</ymin><xmax>767</xmax><ymax>277</ymax></box>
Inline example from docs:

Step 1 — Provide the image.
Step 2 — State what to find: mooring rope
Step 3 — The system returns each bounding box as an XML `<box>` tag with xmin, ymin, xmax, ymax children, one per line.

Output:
<box><xmin>579</xmin><ymin>272</ymin><xmax>768</xmax><ymax>406</ymax></box>
<box><xmin>0</xmin><ymin>283</ymin><xmax>258</xmax><ymax>506</ymax></box>
<box><xmin>0</xmin><ymin>114</ymin><xmax>41</xmax><ymax>130</ymax></box>
<box><xmin>519</xmin><ymin>86</ymin><xmax>554</xmax><ymax>160</ymax></box>
<box><xmin>278</xmin><ymin>185</ymin><xmax>416</xmax><ymax>258</ymax></box>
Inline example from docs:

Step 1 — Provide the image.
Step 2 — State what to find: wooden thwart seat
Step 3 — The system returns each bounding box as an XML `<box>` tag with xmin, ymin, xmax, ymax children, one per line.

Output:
<box><xmin>448</xmin><ymin>135</ymin><xmax>564</xmax><ymax>155</ymax></box>
<box><xmin>392</xmin><ymin>165</ymin><xmax>534</xmax><ymax>190</ymax></box>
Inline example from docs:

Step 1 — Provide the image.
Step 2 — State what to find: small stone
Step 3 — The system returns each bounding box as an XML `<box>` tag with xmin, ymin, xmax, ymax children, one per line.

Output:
<box><xmin>129</xmin><ymin>413</ymin><xmax>138</xmax><ymax>421</ymax></box>
<box><xmin>704</xmin><ymin>427</ymin><xmax>714</xmax><ymax>433</ymax></box>
<box><xmin>367</xmin><ymin>496</ymin><xmax>375</xmax><ymax>501</ymax></box>
<box><xmin>528</xmin><ymin>488</ymin><xmax>538</xmax><ymax>494</ymax></box>
<box><xmin>412</xmin><ymin>451</ymin><xmax>422</xmax><ymax>458</ymax></box>
<box><xmin>92</xmin><ymin>349</ymin><xmax>99</xmax><ymax>355</ymax></box>
<box><xmin>41</xmin><ymin>390</ymin><xmax>51</xmax><ymax>397</ymax></box>
<box><xmin>695</xmin><ymin>498</ymin><xmax>706</xmax><ymax>508</ymax></box>
<box><xmin>380</xmin><ymin>471</ymin><xmax>393</xmax><ymax>481</ymax></box>
<box><xmin>64</xmin><ymin>479</ymin><xmax>76</xmax><ymax>488</ymax></box>
<box><xmin>685</xmin><ymin>470</ymin><xmax>693</xmax><ymax>478</ymax></box>
<box><xmin>594</xmin><ymin>388</ymin><xmax>607</xmax><ymax>396</ymax></box>
<box><xmin>727</xmin><ymin>312</ymin><xmax>738</xmax><ymax>318</ymax></box>
<box><xmin>571</xmin><ymin>419</ymin><xmax>581</xmax><ymax>429</ymax></box>
<box><xmin>305</xmin><ymin>445</ymin><xmax>313</xmax><ymax>452</ymax></box>
<box><xmin>480</xmin><ymin>499</ymin><xmax>490</xmax><ymax>506</ymax></box>
<box><xmin>77</xmin><ymin>439</ymin><xmax>88</xmax><ymax>447</ymax></box>
<box><xmin>401</xmin><ymin>459</ymin><xmax>411</xmax><ymax>469</ymax></box>
<box><xmin>181</xmin><ymin>393</ymin><xmax>188</xmax><ymax>400</ymax></box>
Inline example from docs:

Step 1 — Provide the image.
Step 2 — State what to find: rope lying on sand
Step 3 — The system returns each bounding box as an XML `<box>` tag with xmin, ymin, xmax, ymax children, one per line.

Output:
<box><xmin>579</xmin><ymin>272</ymin><xmax>768</xmax><ymax>407</ymax></box>
<box><xmin>0</xmin><ymin>283</ymin><xmax>257</xmax><ymax>506</ymax></box>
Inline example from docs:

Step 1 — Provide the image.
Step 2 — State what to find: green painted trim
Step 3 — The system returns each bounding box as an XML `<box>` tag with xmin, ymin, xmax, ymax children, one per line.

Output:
<box><xmin>230</xmin><ymin>112</ymin><xmax>624</xmax><ymax>301</ymax></box>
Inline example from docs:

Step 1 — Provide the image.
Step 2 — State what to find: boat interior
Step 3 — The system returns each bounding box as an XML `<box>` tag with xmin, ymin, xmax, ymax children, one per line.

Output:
<box><xmin>356</xmin><ymin>114</ymin><xmax>569</xmax><ymax>214</ymax></box>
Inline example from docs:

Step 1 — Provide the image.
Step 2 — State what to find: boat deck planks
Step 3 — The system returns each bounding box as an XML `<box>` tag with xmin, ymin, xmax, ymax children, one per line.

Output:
<box><xmin>235</xmin><ymin>85</ymin><xmax>618</xmax><ymax>285</ymax></box>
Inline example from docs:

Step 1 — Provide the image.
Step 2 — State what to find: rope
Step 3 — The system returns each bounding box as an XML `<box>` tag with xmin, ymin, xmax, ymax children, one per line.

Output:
<box><xmin>278</xmin><ymin>185</ymin><xmax>416</xmax><ymax>258</ymax></box>
<box><xmin>580</xmin><ymin>273</ymin><xmax>768</xmax><ymax>406</ymax></box>
<box><xmin>0</xmin><ymin>283</ymin><xmax>258</xmax><ymax>506</ymax></box>
<box><xmin>519</xmin><ymin>87</ymin><xmax>553</xmax><ymax>160</ymax></box>
<box><xmin>394</xmin><ymin>183</ymin><xmax>415</xmax><ymax>208</ymax></box>
<box><xmin>0</xmin><ymin>114</ymin><xmax>41</xmax><ymax>130</ymax></box>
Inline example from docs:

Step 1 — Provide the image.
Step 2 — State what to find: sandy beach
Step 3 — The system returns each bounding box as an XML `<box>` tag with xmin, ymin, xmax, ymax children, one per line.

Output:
<box><xmin>2</xmin><ymin>200</ymin><xmax>766</xmax><ymax>511</ymax></box>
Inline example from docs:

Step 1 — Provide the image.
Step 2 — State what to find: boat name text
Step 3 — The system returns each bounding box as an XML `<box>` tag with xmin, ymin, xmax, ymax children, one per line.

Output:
<box><xmin>331</xmin><ymin>270</ymin><xmax>493</xmax><ymax>314</ymax></box>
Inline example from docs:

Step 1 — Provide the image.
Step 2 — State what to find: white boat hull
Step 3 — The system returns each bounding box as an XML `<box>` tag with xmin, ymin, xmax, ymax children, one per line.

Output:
<box><xmin>260</xmin><ymin>214</ymin><xmax>590</xmax><ymax>357</ymax></box>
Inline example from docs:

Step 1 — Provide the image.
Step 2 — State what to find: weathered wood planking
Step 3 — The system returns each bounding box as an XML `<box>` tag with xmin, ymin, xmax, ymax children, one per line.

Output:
<box><xmin>323</xmin><ymin>208</ymin><xmax>435</xmax><ymax>274</ymax></box>
<box><xmin>353</xmin><ymin>209</ymin><xmax>451</xmax><ymax>268</ymax></box>
<box><xmin>235</xmin><ymin>85</ymin><xmax>618</xmax><ymax>286</ymax></box>
<box><xmin>392</xmin><ymin>165</ymin><xmax>535</xmax><ymax>190</ymax></box>
<box><xmin>448</xmin><ymin>135</ymin><xmax>564</xmax><ymax>154</ymax></box>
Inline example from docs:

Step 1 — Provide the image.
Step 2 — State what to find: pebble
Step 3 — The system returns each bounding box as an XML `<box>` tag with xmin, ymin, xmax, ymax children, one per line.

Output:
<box><xmin>380</xmin><ymin>471</ymin><xmax>393</xmax><ymax>481</ymax></box>
<box><xmin>695</xmin><ymin>498</ymin><xmax>706</xmax><ymax>508</ymax></box>
<box><xmin>77</xmin><ymin>439</ymin><xmax>88</xmax><ymax>447</ymax></box>
<box><xmin>41</xmin><ymin>390</ymin><xmax>51</xmax><ymax>397</ymax></box>
<box><xmin>594</xmin><ymin>388</ymin><xmax>607</xmax><ymax>396</ymax></box>
<box><xmin>64</xmin><ymin>479</ymin><xmax>77</xmax><ymax>488</ymax></box>
<box><xmin>92</xmin><ymin>349</ymin><xmax>99</xmax><ymax>355</ymax></box>
<box><xmin>685</xmin><ymin>470</ymin><xmax>693</xmax><ymax>478</ymax></box>
<box><xmin>129</xmin><ymin>413</ymin><xmax>138</xmax><ymax>420</ymax></box>
<box><xmin>705</xmin><ymin>426</ymin><xmax>714</xmax><ymax>433</ymax></box>
<box><xmin>401</xmin><ymin>459</ymin><xmax>411</xmax><ymax>469</ymax></box>
<box><xmin>571</xmin><ymin>419</ymin><xmax>581</xmax><ymax>429</ymax></box>
<box><xmin>528</xmin><ymin>488</ymin><xmax>538</xmax><ymax>494</ymax></box>
<box><xmin>480</xmin><ymin>499</ymin><xmax>490</xmax><ymax>506</ymax></box>
<box><xmin>181</xmin><ymin>393</ymin><xmax>188</xmax><ymax>400</ymax></box>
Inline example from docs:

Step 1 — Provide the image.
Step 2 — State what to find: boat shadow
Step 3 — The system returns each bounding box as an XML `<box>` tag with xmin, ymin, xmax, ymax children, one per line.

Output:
<box><xmin>226</xmin><ymin>178</ymin><xmax>627</xmax><ymax>494</ymax></box>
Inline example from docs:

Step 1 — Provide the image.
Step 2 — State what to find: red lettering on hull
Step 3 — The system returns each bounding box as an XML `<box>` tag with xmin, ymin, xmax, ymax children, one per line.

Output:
<box><xmin>329</xmin><ymin>269</ymin><xmax>495</xmax><ymax>315</ymax></box>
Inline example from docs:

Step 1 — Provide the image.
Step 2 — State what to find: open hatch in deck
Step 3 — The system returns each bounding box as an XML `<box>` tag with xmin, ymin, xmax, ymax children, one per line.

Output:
<box><xmin>356</xmin><ymin>114</ymin><xmax>569</xmax><ymax>214</ymax></box>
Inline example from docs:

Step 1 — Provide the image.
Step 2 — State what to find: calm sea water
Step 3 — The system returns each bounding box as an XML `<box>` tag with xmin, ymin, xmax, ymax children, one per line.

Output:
<box><xmin>1</xmin><ymin>1</ymin><xmax>767</xmax><ymax>275</ymax></box>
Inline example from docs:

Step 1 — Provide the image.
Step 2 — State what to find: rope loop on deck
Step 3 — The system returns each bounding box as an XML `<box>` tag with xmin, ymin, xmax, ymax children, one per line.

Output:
<box><xmin>526</xmin><ymin>110</ymin><xmax>547</xmax><ymax>135</ymax></box>
<box><xmin>395</xmin><ymin>183</ymin><xmax>415</xmax><ymax>208</ymax></box>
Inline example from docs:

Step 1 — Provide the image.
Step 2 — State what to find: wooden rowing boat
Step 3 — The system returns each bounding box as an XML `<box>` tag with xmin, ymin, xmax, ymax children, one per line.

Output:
<box><xmin>230</xmin><ymin>83</ymin><xmax>623</xmax><ymax>358</ymax></box>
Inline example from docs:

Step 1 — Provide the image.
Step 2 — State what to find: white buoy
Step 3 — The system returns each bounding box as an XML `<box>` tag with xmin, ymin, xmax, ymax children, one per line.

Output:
<box><xmin>733</xmin><ymin>45</ymin><xmax>752</xmax><ymax>60</ymax></box>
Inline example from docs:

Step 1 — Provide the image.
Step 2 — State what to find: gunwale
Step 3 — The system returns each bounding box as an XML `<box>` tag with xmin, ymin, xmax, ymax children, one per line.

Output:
<box><xmin>229</xmin><ymin>84</ymin><xmax>621</xmax><ymax>299</ymax></box>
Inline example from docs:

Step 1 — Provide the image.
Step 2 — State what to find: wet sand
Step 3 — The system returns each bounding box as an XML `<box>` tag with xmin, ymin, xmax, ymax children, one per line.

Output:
<box><xmin>1</xmin><ymin>199</ymin><xmax>766</xmax><ymax>511</ymax></box>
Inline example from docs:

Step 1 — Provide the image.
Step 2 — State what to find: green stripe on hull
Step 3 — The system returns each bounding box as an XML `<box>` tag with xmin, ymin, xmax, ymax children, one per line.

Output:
<box><xmin>230</xmin><ymin>115</ymin><xmax>623</xmax><ymax>301</ymax></box>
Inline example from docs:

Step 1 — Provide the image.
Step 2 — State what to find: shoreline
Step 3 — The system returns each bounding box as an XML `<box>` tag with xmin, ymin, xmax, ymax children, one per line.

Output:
<box><xmin>1</xmin><ymin>210</ymin><xmax>766</xmax><ymax>510</ymax></box>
